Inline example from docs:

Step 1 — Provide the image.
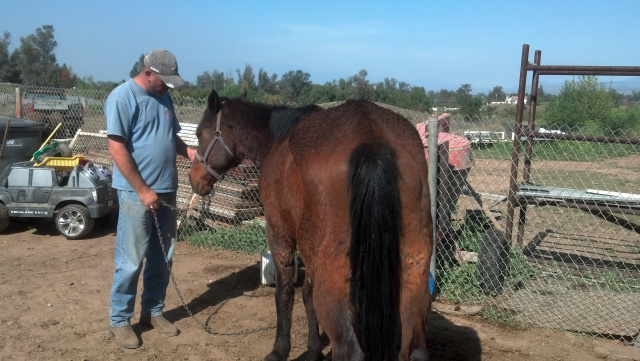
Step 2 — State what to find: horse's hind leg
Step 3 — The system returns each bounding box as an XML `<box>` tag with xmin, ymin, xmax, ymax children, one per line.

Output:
<box><xmin>398</xmin><ymin>239</ymin><xmax>431</xmax><ymax>361</ymax></box>
<box><xmin>313</xmin><ymin>274</ymin><xmax>364</xmax><ymax>361</ymax></box>
<box><xmin>302</xmin><ymin>276</ymin><xmax>325</xmax><ymax>361</ymax></box>
<box><xmin>265</xmin><ymin>243</ymin><xmax>298</xmax><ymax>361</ymax></box>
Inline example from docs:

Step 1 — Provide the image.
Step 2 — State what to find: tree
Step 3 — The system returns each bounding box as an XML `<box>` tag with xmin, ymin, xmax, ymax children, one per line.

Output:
<box><xmin>129</xmin><ymin>54</ymin><xmax>145</xmax><ymax>78</ymax></box>
<box><xmin>606</xmin><ymin>105</ymin><xmax>640</xmax><ymax>136</ymax></box>
<box><xmin>455</xmin><ymin>84</ymin><xmax>483</xmax><ymax>119</ymax></box>
<box><xmin>0</xmin><ymin>31</ymin><xmax>11</xmax><ymax>80</ymax></box>
<box><xmin>236</xmin><ymin>64</ymin><xmax>256</xmax><ymax>93</ymax></box>
<box><xmin>543</xmin><ymin>76</ymin><xmax>615</xmax><ymax>131</ymax></box>
<box><xmin>536</xmin><ymin>85</ymin><xmax>555</xmax><ymax>104</ymax></box>
<box><xmin>433</xmin><ymin>89</ymin><xmax>457</xmax><ymax>111</ymax></box>
<box><xmin>0</xmin><ymin>31</ymin><xmax>19</xmax><ymax>83</ymax></box>
<box><xmin>196</xmin><ymin>71</ymin><xmax>214</xmax><ymax>89</ymax></box>
<box><xmin>257</xmin><ymin>68</ymin><xmax>278</xmax><ymax>94</ymax></box>
<box><xmin>487</xmin><ymin>86</ymin><xmax>506</xmax><ymax>103</ymax></box>
<box><xmin>279</xmin><ymin>70</ymin><xmax>311</xmax><ymax>102</ymax></box>
<box><xmin>301</xmin><ymin>82</ymin><xmax>338</xmax><ymax>104</ymax></box>
<box><xmin>59</xmin><ymin>64</ymin><xmax>77</xmax><ymax>87</ymax></box>
<box><xmin>349</xmin><ymin>69</ymin><xmax>372</xmax><ymax>100</ymax></box>
<box><xmin>17</xmin><ymin>25</ymin><xmax>59</xmax><ymax>85</ymax></box>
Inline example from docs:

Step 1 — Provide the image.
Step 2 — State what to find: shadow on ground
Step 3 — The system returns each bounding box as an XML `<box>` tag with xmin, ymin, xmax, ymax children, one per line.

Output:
<box><xmin>427</xmin><ymin>312</ymin><xmax>482</xmax><ymax>360</ymax></box>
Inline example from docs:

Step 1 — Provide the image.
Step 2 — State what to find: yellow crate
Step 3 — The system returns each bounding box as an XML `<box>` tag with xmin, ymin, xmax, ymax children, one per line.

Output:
<box><xmin>34</xmin><ymin>155</ymin><xmax>87</xmax><ymax>171</ymax></box>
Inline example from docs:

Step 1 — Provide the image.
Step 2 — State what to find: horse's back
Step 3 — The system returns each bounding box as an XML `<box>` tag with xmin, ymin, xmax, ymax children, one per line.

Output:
<box><xmin>289</xmin><ymin>100</ymin><xmax>428</xmax><ymax>200</ymax></box>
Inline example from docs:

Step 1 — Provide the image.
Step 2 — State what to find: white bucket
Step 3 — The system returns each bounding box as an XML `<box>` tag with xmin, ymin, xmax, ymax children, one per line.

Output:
<box><xmin>260</xmin><ymin>250</ymin><xmax>298</xmax><ymax>286</ymax></box>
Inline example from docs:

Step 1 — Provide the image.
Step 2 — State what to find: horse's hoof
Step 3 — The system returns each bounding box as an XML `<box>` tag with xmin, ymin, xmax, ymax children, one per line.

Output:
<box><xmin>306</xmin><ymin>350</ymin><xmax>327</xmax><ymax>361</ymax></box>
<box><xmin>410</xmin><ymin>349</ymin><xmax>429</xmax><ymax>361</ymax></box>
<box><xmin>264</xmin><ymin>351</ymin><xmax>287</xmax><ymax>361</ymax></box>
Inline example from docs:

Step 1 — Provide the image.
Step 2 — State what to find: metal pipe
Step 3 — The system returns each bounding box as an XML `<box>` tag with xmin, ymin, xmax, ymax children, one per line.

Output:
<box><xmin>505</xmin><ymin>44</ymin><xmax>530</xmax><ymax>243</ymax></box>
<box><xmin>522</xmin><ymin>130</ymin><xmax>640</xmax><ymax>145</ymax></box>
<box><xmin>427</xmin><ymin>116</ymin><xmax>438</xmax><ymax>284</ymax></box>
<box><xmin>525</xmin><ymin>64</ymin><xmax>640</xmax><ymax>74</ymax></box>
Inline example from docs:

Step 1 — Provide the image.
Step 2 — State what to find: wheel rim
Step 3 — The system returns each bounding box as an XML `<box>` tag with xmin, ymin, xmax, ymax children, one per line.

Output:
<box><xmin>58</xmin><ymin>208</ymin><xmax>86</xmax><ymax>237</ymax></box>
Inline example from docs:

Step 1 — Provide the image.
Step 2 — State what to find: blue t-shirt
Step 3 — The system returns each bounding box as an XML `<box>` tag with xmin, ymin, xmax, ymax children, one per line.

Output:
<box><xmin>105</xmin><ymin>79</ymin><xmax>182</xmax><ymax>193</ymax></box>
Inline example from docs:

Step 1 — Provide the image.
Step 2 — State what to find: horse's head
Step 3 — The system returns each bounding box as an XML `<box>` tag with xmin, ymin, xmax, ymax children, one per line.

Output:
<box><xmin>189</xmin><ymin>90</ymin><xmax>240</xmax><ymax>196</ymax></box>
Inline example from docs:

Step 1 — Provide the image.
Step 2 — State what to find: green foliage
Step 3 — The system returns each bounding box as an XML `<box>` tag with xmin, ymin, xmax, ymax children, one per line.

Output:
<box><xmin>494</xmin><ymin>104</ymin><xmax>520</xmax><ymax>120</ymax></box>
<box><xmin>438</xmin><ymin>261</ymin><xmax>484</xmax><ymax>304</ymax></box>
<box><xmin>218</xmin><ymin>84</ymin><xmax>243</xmax><ymax>99</ymax></box>
<box><xmin>129</xmin><ymin>54</ymin><xmax>145</xmax><ymax>79</ymax></box>
<box><xmin>481</xmin><ymin>307</ymin><xmax>521</xmax><ymax>326</ymax></box>
<box><xmin>301</xmin><ymin>82</ymin><xmax>338</xmax><ymax>104</ymax></box>
<box><xmin>542</xmin><ymin>76</ymin><xmax>616</xmax><ymax>131</ymax></box>
<box><xmin>473</xmin><ymin>138</ymin><xmax>639</xmax><ymax>162</ymax></box>
<box><xmin>76</xmin><ymin>75</ymin><xmax>121</xmax><ymax>91</ymax></box>
<box><xmin>533</xmin><ymin>139</ymin><xmax>639</xmax><ymax>162</ymax></box>
<box><xmin>17</xmin><ymin>25</ymin><xmax>61</xmax><ymax>85</ymax></box>
<box><xmin>279</xmin><ymin>70</ymin><xmax>312</xmax><ymax>102</ymax></box>
<box><xmin>455</xmin><ymin>84</ymin><xmax>484</xmax><ymax>118</ymax></box>
<box><xmin>605</xmin><ymin>105</ymin><xmax>640</xmax><ymax>137</ymax></box>
<box><xmin>487</xmin><ymin>86</ymin><xmax>506</xmax><ymax>103</ymax></box>
<box><xmin>184</xmin><ymin>220</ymin><xmax>268</xmax><ymax>254</ymax></box>
<box><xmin>506</xmin><ymin>247</ymin><xmax>541</xmax><ymax>289</ymax></box>
<box><xmin>438</xmin><ymin>238</ymin><xmax>541</xmax><ymax>304</ymax></box>
<box><xmin>172</xmin><ymin>87</ymin><xmax>211</xmax><ymax>100</ymax></box>
<box><xmin>0</xmin><ymin>31</ymin><xmax>20</xmax><ymax>83</ymax></box>
<box><xmin>456</xmin><ymin>222</ymin><xmax>484</xmax><ymax>253</ymax></box>
<box><xmin>578</xmin><ymin>270</ymin><xmax>640</xmax><ymax>293</ymax></box>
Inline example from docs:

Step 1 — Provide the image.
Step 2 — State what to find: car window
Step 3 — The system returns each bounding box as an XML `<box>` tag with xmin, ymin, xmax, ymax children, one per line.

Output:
<box><xmin>26</xmin><ymin>94</ymin><xmax>62</xmax><ymax>100</ymax></box>
<box><xmin>7</xmin><ymin>168</ymin><xmax>29</xmax><ymax>186</ymax></box>
<box><xmin>32</xmin><ymin>169</ymin><xmax>54</xmax><ymax>186</ymax></box>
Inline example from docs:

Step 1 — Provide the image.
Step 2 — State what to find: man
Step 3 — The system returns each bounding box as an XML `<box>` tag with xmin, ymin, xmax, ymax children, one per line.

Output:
<box><xmin>105</xmin><ymin>49</ymin><xmax>196</xmax><ymax>349</ymax></box>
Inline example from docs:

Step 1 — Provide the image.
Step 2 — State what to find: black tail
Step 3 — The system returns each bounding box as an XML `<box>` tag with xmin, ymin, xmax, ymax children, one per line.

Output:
<box><xmin>348</xmin><ymin>140</ymin><xmax>401</xmax><ymax>361</ymax></box>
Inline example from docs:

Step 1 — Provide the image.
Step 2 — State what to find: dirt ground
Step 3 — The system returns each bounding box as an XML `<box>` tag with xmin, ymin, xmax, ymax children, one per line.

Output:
<box><xmin>2</xmin><ymin>219</ymin><xmax>640</xmax><ymax>361</ymax></box>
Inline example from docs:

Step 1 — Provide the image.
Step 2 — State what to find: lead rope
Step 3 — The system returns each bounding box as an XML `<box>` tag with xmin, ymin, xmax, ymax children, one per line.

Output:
<box><xmin>152</xmin><ymin>200</ymin><xmax>280</xmax><ymax>336</ymax></box>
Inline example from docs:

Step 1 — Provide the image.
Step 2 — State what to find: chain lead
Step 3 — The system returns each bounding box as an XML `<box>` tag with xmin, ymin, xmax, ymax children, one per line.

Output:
<box><xmin>153</xmin><ymin>200</ymin><xmax>282</xmax><ymax>336</ymax></box>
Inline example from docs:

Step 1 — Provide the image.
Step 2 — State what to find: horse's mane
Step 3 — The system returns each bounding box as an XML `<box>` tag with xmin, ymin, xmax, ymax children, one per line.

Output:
<box><xmin>269</xmin><ymin>105</ymin><xmax>318</xmax><ymax>142</ymax></box>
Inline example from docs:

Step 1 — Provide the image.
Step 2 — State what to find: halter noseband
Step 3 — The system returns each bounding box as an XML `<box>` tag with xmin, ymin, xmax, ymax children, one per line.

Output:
<box><xmin>194</xmin><ymin>111</ymin><xmax>235</xmax><ymax>180</ymax></box>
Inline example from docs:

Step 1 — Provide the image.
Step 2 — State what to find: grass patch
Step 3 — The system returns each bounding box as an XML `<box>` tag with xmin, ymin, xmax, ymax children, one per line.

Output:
<box><xmin>473</xmin><ymin>140</ymin><xmax>639</xmax><ymax>162</ymax></box>
<box><xmin>481</xmin><ymin>307</ymin><xmax>522</xmax><ymax>326</ymax></box>
<box><xmin>438</xmin><ymin>226</ymin><xmax>541</xmax><ymax>304</ymax></box>
<box><xmin>182</xmin><ymin>220</ymin><xmax>268</xmax><ymax>254</ymax></box>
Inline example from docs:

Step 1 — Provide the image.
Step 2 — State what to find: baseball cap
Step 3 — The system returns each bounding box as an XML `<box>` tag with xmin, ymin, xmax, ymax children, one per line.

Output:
<box><xmin>144</xmin><ymin>49</ymin><xmax>185</xmax><ymax>88</ymax></box>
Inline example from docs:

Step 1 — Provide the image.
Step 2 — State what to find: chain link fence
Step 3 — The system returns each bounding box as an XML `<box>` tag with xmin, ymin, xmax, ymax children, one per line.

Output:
<box><xmin>1</xmin><ymin>83</ymin><xmax>639</xmax><ymax>343</ymax></box>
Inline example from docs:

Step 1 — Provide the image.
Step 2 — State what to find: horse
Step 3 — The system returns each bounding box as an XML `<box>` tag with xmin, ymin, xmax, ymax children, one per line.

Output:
<box><xmin>189</xmin><ymin>90</ymin><xmax>433</xmax><ymax>361</ymax></box>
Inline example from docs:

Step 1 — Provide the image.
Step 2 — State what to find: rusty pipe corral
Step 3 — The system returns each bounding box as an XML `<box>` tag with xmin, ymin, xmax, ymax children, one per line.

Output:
<box><xmin>505</xmin><ymin>44</ymin><xmax>640</xmax><ymax>245</ymax></box>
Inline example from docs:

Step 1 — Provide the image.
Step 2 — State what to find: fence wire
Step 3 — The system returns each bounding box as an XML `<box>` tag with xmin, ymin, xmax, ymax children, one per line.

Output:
<box><xmin>1</xmin><ymin>83</ymin><xmax>639</xmax><ymax>343</ymax></box>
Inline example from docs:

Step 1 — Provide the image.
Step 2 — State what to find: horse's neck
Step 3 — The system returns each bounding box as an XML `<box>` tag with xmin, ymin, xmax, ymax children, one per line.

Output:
<box><xmin>239</xmin><ymin>112</ymin><xmax>274</xmax><ymax>169</ymax></box>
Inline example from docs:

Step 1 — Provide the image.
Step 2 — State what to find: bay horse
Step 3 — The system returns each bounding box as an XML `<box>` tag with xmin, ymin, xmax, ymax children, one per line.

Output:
<box><xmin>189</xmin><ymin>90</ymin><xmax>432</xmax><ymax>361</ymax></box>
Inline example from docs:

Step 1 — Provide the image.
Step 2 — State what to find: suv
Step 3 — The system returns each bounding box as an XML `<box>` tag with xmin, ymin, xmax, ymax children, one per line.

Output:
<box><xmin>0</xmin><ymin>159</ymin><xmax>118</xmax><ymax>239</ymax></box>
<box><xmin>21</xmin><ymin>88</ymin><xmax>85</xmax><ymax>139</ymax></box>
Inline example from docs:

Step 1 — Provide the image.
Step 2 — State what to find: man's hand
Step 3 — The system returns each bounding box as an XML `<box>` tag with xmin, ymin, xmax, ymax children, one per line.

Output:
<box><xmin>139</xmin><ymin>188</ymin><xmax>160</xmax><ymax>214</ymax></box>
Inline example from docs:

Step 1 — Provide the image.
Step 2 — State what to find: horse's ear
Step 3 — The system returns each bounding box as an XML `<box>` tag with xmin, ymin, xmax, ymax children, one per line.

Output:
<box><xmin>241</xmin><ymin>90</ymin><xmax>247</xmax><ymax>99</ymax></box>
<box><xmin>207</xmin><ymin>89</ymin><xmax>222</xmax><ymax>113</ymax></box>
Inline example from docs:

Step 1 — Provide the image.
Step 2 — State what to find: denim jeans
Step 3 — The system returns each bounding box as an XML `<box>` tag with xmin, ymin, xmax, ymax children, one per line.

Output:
<box><xmin>109</xmin><ymin>190</ymin><xmax>177</xmax><ymax>327</ymax></box>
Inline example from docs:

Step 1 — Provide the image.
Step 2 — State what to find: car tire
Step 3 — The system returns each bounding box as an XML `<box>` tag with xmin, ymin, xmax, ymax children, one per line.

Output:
<box><xmin>477</xmin><ymin>228</ymin><xmax>510</xmax><ymax>295</ymax></box>
<box><xmin>0</xmin><ymin>203</ymin><xmax>9</xmax><ymax>233</ymax></box>
<box><xmin>55</xmin><ymin>204</ymin><xmax>95</xmax><ymax>240</ymax></box>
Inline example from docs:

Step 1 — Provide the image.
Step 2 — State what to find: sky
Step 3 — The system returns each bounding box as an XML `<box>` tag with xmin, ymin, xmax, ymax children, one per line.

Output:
<box><xmin>2</xmin><ymin>0</ymin><xmax>639</xmax><ymax>94</ymax></box>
